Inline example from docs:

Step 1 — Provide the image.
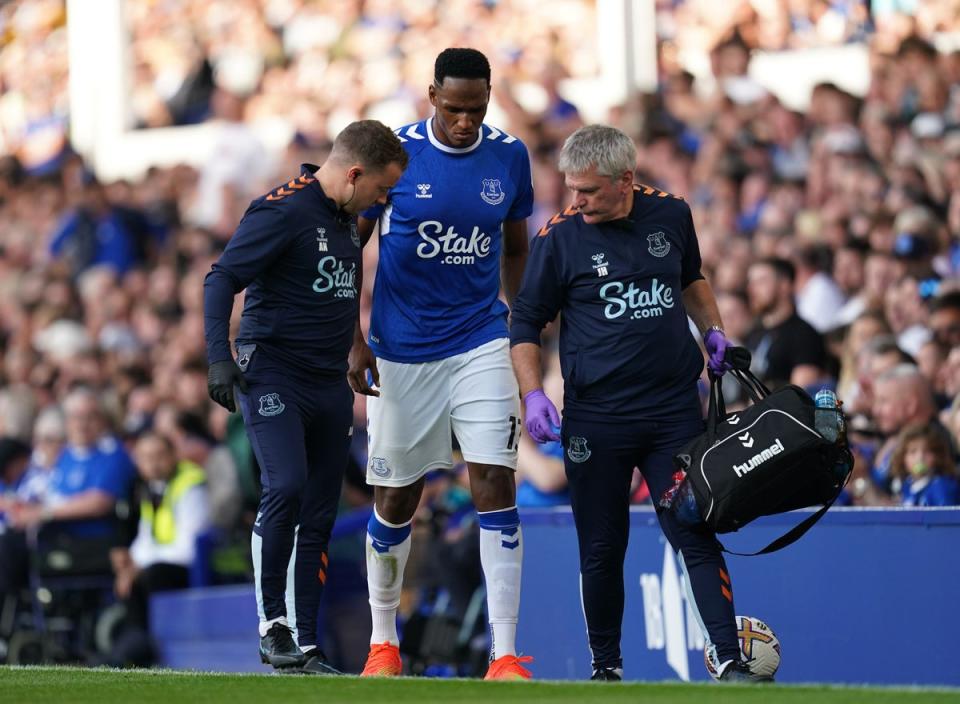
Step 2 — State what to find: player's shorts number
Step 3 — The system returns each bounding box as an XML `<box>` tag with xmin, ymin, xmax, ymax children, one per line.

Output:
<box><xmin>507</xmin><ymin>414</ymin><xmax>520</xmax><ymax>451</ymax></box>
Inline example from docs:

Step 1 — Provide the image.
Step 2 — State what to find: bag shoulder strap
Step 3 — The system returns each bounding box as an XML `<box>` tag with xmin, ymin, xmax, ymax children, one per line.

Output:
<box><xmin>705</xmin><ymin>353</ymin><xmax>765</xmax><ymax>440</ymax></box>
<box><xmin>716</xmin><ymin>495</ymin><xmax>837</xmax><ymax>556</ymax></box>
<box><xmin>705</xmin><ymin>372</ymin><xmax>724</xmax><ymax>440</ymax></box>
<box><xmin>729</xmin><ymin>368</ymin><xmax>770</xmax><ymax>403</ymax></box>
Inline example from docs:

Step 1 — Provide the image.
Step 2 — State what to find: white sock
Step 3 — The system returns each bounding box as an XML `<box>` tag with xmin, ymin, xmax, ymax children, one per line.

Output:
<box><xmin>717</xmin><ymin>658</ymin><xmax>736</xmax><ymax>678</ymax></box>
<box><xmin>478</xmin><ymin>506</ymin><xmax>523</xmax><ymax>659</ymax></box>
<box><xmin>258</xmin><ymin>616</ymin><xmax>288</xmax><ymax>638</ymax></box>
<box><xmin>366</xmin><ymin>508</ymin><xmax>412</xmax><ymax>647</ymax></box>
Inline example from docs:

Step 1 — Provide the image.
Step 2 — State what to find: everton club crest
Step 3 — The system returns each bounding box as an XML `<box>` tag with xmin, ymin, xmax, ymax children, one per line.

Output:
<box><xmin>480</xmin><ymin>178</ymin><xmax>505</xmax><ymax>205</ymax></box>
<box><xmin>370</xmin><ymin>457</ymin><xmax>392</xmax><ymax>478</ymax></box>
<box><xmin>567</xmin><ymin>436</ymin><xmax>592</xmax><ymax>463</ymax></box>
<box><xmin>258</xmin><ymin>393</ymin><xmax>285</xmax><ymax>417</ymax></box>
<box><xmin>647</xmin><ymin>232</ymin><xmax>670</xmax><ymax>258</ymax></box>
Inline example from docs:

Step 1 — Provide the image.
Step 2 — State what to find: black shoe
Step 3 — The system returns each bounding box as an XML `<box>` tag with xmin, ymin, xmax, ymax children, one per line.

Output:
<box><xmin>719</xmin><ymin>660</ymin><xmax>774</xmax><ymax>683</ymax></box>
<box><xmin>590</xmin><ymin>666</ymin><xmax>623</xmax><ymax>681</ymax></box>
<box><xmin>294</xmin><ymin>649</ymin><xmax>343</xmax><ymax>675</ymax></box>
<box><xmin>259</xmin><ymin>623</ymin><xmax>306</xmax><ymax>669</ymax></box>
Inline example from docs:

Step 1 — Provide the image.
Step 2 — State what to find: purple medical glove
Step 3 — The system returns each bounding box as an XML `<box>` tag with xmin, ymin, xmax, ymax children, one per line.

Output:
<box><xmin>704</xmin><ymin>327</ymin><xmax>733</xmax><ymax>376</ymax></box>
<box><xmin>523</xmin><ymin>389</ymin><xmax>561</xmax><ymax>443</ymax></box>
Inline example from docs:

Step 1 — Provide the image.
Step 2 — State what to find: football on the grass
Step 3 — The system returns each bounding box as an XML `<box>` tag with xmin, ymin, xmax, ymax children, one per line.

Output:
<box><xmin>705</xmin><ymin>615</ymin><xmax>781</xmax><ymax>679</ymax></box>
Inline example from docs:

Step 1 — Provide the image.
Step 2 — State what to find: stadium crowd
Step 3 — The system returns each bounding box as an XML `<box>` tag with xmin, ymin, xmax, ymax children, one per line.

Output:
<box><xmin>0</xmin><ymin>0</ymin><xmax>958</xmax><ymax>668</ymax></box>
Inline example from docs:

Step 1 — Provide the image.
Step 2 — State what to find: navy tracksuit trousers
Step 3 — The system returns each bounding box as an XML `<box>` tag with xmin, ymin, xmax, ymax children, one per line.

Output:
<box><xmin>238</xmin><ymin>345</ymin><xmax>352</xmax><ymax>649</ymax></box>
<box><xmin>562</xmin><ymin>414</ymin><xmax>740</xmax><ymax>670</ymax></box>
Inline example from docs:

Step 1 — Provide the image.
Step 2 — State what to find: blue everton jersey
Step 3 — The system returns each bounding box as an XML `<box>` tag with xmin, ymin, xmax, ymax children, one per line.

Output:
<box><xmin>363</xmin><ymin>118</ymin><xmax>534</xmax><ymax>363</ymax></box>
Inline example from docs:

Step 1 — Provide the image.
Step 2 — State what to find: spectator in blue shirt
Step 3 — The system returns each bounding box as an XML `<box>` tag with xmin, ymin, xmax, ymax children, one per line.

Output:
<box><xmin>10</xmin><ymin>388</ymin><xmax>136</xmax><ymax>538</ymax></box>
<box><xmin>15</xmin><ymin>407</ymin><xmax>67</xmax><ymax>506</ymax></box>
<box><xmin>890</xmin><ymin>423</ymin><xmax>960</xmax><ymax>507</ymax></box>
<box><xmin>49</xmin><ymin>175</ymin><xmax>167</xmax><ymax>278</ymax></box>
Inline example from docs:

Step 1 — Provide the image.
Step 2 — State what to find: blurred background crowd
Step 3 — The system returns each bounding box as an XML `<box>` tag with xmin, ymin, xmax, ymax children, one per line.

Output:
<box><xmin>0</xmin><ymin>0</ymin><xmax>958</xmax><ymax>672</ymax></box>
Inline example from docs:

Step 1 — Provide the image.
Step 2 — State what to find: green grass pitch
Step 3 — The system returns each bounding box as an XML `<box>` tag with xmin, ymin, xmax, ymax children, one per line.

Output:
<box><xmin>3</xmin><ymin>667</ymin><xmax>959</xmax><ymax>704</ymax></box>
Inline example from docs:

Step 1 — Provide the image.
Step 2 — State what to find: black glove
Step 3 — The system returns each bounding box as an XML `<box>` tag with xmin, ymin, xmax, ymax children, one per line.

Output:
<box><xmin>207</xmin><ymin>360</ymin><xmax>249</xmax><ymax>413</ymax></box>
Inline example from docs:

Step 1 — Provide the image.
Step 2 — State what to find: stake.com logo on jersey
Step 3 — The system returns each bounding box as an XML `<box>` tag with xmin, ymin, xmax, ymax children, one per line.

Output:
<box><xmin>415</xmin><ymin>220</ymin><xmax>492</xmax><ymax>265</ymax></box>
<box><xmin>600</xmin><ymin>278</ymin><xmax>675</xmax><ymax>320</ymax></box>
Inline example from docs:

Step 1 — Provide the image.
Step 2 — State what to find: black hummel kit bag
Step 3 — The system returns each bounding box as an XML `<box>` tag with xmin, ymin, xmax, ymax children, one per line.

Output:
<box><xmin>667</xmin><ymin>348</ymin><xmax>852</xmax><ymax>555</ymax></box>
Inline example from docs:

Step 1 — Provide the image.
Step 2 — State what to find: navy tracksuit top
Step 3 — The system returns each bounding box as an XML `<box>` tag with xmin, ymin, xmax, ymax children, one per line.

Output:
<box><xmin>510</xmin><ymin>185</ymin><xmax>706</xmax><ymax>421</ymax></box>
<box><xmin>203</xmin><ymin>164</ymin><xmax>361</xmax><ymax>376</ymax></box>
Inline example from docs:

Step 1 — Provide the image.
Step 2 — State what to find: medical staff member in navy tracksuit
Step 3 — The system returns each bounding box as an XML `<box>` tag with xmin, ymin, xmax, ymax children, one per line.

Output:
<box><xmin>203</xmin><ymin>120</ymin><xmax>407</xmax><ymax>674</ymax></box>
<box><xmin>510</xmin><ymin>125</ymin><xmax>765</xmax><ymax>683</ymax></box>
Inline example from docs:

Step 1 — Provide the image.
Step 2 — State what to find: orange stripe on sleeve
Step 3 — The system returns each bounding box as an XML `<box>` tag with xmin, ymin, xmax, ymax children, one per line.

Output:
<box><xmin>263</xmin><ymin>174</ymin><xmax>316</xmax><ymax>201</ymax></box>
<box><xmin>538</xmin><ymin>205</ymin><xmax>579</xmax><ymax>237</ymax></box>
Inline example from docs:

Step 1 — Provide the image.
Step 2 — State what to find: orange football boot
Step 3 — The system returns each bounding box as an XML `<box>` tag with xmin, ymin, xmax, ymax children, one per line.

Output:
<box><xmin>484</xmin><ymin>654</ymin><xmax>533</xmax><ymax>680</ymax></box>
<box><xmin>360</xmin><ymin>642</ymin><xmax>402</xmax><ymax>677</ymax></box>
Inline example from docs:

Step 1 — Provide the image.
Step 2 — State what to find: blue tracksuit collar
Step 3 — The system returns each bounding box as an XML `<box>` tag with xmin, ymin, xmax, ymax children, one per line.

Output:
<box><xmin>300</xmin><ymin>163</ymin><xmax>351</xmax><ymax>223</ymax></box>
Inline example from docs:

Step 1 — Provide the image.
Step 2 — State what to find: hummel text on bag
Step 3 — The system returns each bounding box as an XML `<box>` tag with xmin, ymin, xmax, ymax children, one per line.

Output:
<box><xmin>732</xmin><ymin>438</ymin><xmax>785</xmax><ymax>478</ymax></box>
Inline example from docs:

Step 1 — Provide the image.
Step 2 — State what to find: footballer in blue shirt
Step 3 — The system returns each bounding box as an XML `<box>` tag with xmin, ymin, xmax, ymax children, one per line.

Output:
<box><xmin>204</xmin><ymin>120</ymin><xmax>407</xmax><ymax>675</ymax></box>
<box><xmin>510</xmin><ymin>125</ymin><xmax>763</xmax><ymax>683</ymax></box>
<box><xmin>348</xmin><ymin>48</ymin><xmax>534</xmax><ymax>680</ymax></box>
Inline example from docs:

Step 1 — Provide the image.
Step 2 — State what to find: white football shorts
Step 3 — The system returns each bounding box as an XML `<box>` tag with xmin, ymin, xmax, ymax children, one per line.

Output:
<box><xmin>366</xmin><ymin>337</ymin><xmax>521</xmax><ymax>487</ymax></box>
